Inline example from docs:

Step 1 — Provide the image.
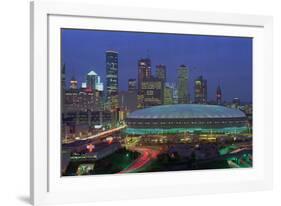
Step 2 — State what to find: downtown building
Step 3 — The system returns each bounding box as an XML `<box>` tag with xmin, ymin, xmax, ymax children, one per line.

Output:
<box><xmin>86</xmin><ymin>70</ymin><xmax>104</xmax><ymax>92</ymax></box>
<box><xmin>62</xmin><ymin>71</ymin><xmax>110</xmax><ymax>141</ymax></box>
<box><xmin>128</xmin><ymin>78</ymin><xmax>137</xmax><ymax>92</ymax></box>
<box><xmin>177</xmin><ymin>65</ymin><xmax>189</xmax><ymax>104</ymax></box>
<box><xmin>194</xmin><ymin>75</ymin><xmax>208</xmax><ymax>104</ymax></box>
<box><xmin>216</xmin><ymin>84</ymin><xmax>222</xmax><ymax>105</ymax></box>
<box><xmin>163</xmin><ymin>83</ymin><xmax>179</xmax><ymax>105</ymax></box>
<box><xmin>137</xmin><ymin>58</ymin><xmax>152</xmax><ymax>93</ymax></box>
<box><xmin>106</xmin><ymin>50</ymin><xmax>119</xmax><ymax>109</ymax></box>
<box><xmin>155</xmin><ymin>64</ymin><xmax>166</xmax><ymax>82</ymax></box>
<box><xmin>140</xmin><ymin>77</ymin><xmax>164</xmax><ymax>107</ymax></box>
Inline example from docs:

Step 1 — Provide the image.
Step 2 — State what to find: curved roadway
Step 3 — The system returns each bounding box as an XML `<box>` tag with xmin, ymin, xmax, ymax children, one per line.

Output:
<box><xmin>119</xmin><ymin>147</ymin><xmax>160</xmax><ymax>173</ymax></box>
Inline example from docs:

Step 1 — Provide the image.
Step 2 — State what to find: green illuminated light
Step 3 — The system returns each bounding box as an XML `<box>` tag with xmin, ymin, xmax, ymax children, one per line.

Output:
<box><xmin>125</xmin><ymin>127</ymin><xmax>248</xmax><ymax>135</ymax></box>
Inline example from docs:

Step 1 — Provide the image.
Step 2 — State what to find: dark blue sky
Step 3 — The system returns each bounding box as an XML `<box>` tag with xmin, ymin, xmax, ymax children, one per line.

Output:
<box><xmin>62</xmin><ymin>29</ymin><xmax>252</xmax><ymax>102</ymax></box>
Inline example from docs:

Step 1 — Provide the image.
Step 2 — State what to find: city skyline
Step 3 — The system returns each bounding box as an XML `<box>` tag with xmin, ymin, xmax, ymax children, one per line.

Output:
<box><xmin>62</xmin><ymin>29</ymin><xmax>252</xmax><ymax>103</ymax></box>
<box><xmin>61</xmin><ymin>28</ymin><xmax>253</xmax><ymax>176</ymax></box>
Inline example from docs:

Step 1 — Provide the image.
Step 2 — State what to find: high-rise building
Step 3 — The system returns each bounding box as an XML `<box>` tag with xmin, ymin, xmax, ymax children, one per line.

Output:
<box><xmin>165</xmin><ymin>83</ymin><xmax>179</xmax><ymax>104</ymax></box>
<box><xmin>69</xmin><ymin>76</ymin><xmax>78</xmax><ymax>90</ymax></box>
<box><xmin>141</xmin><ymin>77</ymin><xmax>163</xmax><ymax>107</ymax></box>
<box><xmin>86</xmin><ymin>70</ymin><xmax>98</xmax><ymax>90</ymax></box>
<box><xmin>216</xmin><ymin>84</ymin><xmax>222</xmax><ymax>105</ymax></box>
<box><xmin>106</xmin><ymin>51</ymin><xmax>118</xmax><ymax>99</ymax></box>
<box><xmin>138</xmin><ymin>58</ymin><xmax>151</xmax><ymax>93</ymax></box>
<box><xmin>128</xmin><ymin>78</ymin><xmax>137</xmax><ymax>92</ymax></box>
<box><xmin>164</xmin><ymin>84</ymin><xmax>173</xmax><ymax>105</ymax></box>
<box><xmin>194</xmin><ymin>75</ymin><xmax>207</xmax><ymax>104</ymax></box>
<box><xmin>156</xmin><ymin>64</ymin><xmax>166</xmax><ymax>82</ymax></box>
<box><xmin>86</xmin><ymin>70</ymin><xmax>104</xmax><ymax>92</ymax></box>
<box><xmin>177</xmin><ymin>65</ymin><xmax>189</xmax><ymax>104</ymax></box>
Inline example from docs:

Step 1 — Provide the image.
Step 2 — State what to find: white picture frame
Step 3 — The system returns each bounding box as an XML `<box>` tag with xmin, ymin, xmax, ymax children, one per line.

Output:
<box><xmin>30</xmin><ymin>0</ymin><xmax>273</xmax><ymax>205</ymax></box>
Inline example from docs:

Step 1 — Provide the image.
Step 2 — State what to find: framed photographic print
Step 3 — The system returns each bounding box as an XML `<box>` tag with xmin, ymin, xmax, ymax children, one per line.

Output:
<box><xmin>30</xmin><ymin>0</ymin><xmax>273</xmax><ymax>205</ymax></box>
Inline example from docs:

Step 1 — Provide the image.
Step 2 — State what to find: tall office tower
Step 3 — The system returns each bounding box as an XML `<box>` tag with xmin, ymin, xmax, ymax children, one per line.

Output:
<box><xmin>194</xmin><ymin>75</ymin><xmax>208</xmax><ymax>104</ymax></box>
<box><xmin>128</xmin><ymin>78</ymin><xmax>137</xmax><ymax>92</ymax></box>
<box><xmin>86</xmin><ymin>70</ymin><xmax>98</xmax><ymax>90</ymax></box>
<box><xmin>177</xmin><ymin>65</ymin><xmax>189</xmax><ymax>104</ymax></box>
<box><xmin>86</xmin><ymin>70</ymin><xmax>104</xmax><ymax>92</ymax></box>
<box><xmin>216</xmin><ymin>84</ymin><xmax>222</xmax><ymax>105</ymax></box>
<box><xmin>156</xmin><ymin>64</ymin><xmax>166</xmax><ymax>82</ymax></box>
<box><xmin>69</xmin><ymin>76</ymin><xmax>78</xmax><ymax>90</ymax></box>
<box><xmin>106</xmin><ymin>50</ymin><xmax>119</xmax><ymax>99</ymax></box>
<box><xmin>164</xmin><ymin>84</ymin><xmax>173</xmax><ymax>105</ymax></box>
<box><xmin>138</xmin><ymin>58</ymin><xmax>151</xmax><ymax>93</ymax></box>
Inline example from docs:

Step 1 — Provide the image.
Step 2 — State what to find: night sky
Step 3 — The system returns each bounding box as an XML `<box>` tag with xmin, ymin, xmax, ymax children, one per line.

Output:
<box><xmin>61</xmin><ymin>29</ymin><xmax>252</xmax><ymax>103</ymax></box>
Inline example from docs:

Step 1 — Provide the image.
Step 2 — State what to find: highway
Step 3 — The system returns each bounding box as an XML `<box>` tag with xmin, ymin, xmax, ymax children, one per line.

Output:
<box><xmin>63</xmin><ymin>125</ymin><xmax>127</xmax><ymax>144</ymax></box>
<box><xmin>119</xmin><ymin>147</ymin><xmax>160</xmax><ymax>173</ymax></box>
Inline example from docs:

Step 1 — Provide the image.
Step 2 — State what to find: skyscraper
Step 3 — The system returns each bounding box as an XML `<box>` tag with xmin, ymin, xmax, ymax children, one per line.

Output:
<box><xmin>106</xmin><ymin>51</ymin><xmax>118</xmax><ymax>99</ymax></box>
<box><xmin>128</xmin><ymin>78</ymin><xmax>137</xmax><ymax>92</ymax></box>
<box><xmin>138</xmin><ymin>58</ymin><xmax>151</xmax><ymax>93</ymax></box>
<box><xmin>86</xmin><ymin>70</ymin><xmax>104</xmax><ymax>92</ymax></box>
<box><xmin>194</xmin><ymin>75</ymin><xmax>207</xmax><ymax>104</ymax></box>
<box><xmin>164</xmin><ymin>84</ymin><xmax>173</xmax><ymax>105</ymax></box>
<box><xmin>156</xmin><ymin>64</ymin><xmax>166</xmax><ymax>82</ymax></box>
<box><xmin>216</xmin><ymin>84</ymin><xmax>222</xmax><ymax>105</ymax></box>
<box><xmin>86</xmin><ymin>70</ymin><xmax>98</xmax><ymax>90</ymax></box>
<box><xmin>177</xmin><ymin>65</ymin><xmax>189</xmax><ymax>104</ymax></box>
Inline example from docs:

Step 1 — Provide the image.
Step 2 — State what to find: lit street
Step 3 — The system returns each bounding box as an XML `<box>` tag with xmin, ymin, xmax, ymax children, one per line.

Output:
<box><xmin>119</xmin><ymin>147</ymin><xmax>160</xmax><ymax>173</ymax></box>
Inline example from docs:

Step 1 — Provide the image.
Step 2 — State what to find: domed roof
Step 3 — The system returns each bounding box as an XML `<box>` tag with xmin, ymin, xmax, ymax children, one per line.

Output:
<box><xmin>127</xmin><ymin>104</ymin><xmax>246</xmax><ymax>119</ymax></box>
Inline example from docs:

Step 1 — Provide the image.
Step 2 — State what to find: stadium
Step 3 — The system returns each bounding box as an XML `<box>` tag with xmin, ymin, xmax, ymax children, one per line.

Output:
<box><xmin>125</xmin><ymin>104</ymin><xmax>249</xmax><ymax>135</ymax></box>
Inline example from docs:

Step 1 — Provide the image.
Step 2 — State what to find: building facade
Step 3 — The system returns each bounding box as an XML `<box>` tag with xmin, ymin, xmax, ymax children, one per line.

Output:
<box><xmin>232</xmin><ymin>97</ymin><xmax>241</xmax><ymax>109</ymax></box>
<box><xmin>86</xmin><ymin>70</ymin><xmax>104</xmax><ymax>92</ymax></box>
<box><xmin>128</xmin><ymin>78</ymin><xmax>137</xmax><ymax>92</ymax></box>
<box><xmin>140</xmin><ymin>77</ymin><xmax>164</xmax><ymax>107</ymax></box>
<box><xmin>156</xmin><ymin>64</ymin><xmax>167</xmax><ymax>82</ymax></box>
<box><xmin>164</xmin><ymin>84</ymin><xmax>174</xmax><ymax>105</ymax></box>
<box><xmin>106</xmin><ymin>51</ymin><xmax>119</xmax><ymax>99</ymax></box>
<box><xmin>177</xmin><ymin>65</ymin><xmax>189</xmax><ymax>104</ymax></box>
<box><xmin>126</xmin><ymin>104</ymin><xmax>249</xmax><ymax>135</ymax></box>
<box><xmin>194</xmin><ymin>75</ymin><xmax>207</xmax><ymax>104</ymax></box>
<box><xmin>70</xmin><ymin>76</ymin><xmax>78</xmax><ymax>90</ymax></box>
<box><xmin>118</xmin><ymin>91</ymin><xmax>137</xmax><ymax>112</ymax></box>
<box><xmin>138</xmin><ymin>58</ymin><xmax>151</xmax><ymax>93</ymax></box>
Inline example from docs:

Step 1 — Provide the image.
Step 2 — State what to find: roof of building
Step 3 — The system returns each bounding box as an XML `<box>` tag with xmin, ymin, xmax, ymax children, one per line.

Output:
<box><xmin>127</xmin><ymin>104</ymin><xmax>246</xmax><ymax>119</ymax></box>
<box><xmin>88</xmin><ymin>70</ymin><xmax>97</xmax><ymax>76</ymax></box>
